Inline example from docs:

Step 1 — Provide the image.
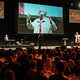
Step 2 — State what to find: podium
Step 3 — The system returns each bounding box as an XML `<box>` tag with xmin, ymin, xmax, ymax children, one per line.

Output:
<box><xmin>62</xmin><ymin>38</ymin><xmax>68</xmax><ymax>46</ymax></box>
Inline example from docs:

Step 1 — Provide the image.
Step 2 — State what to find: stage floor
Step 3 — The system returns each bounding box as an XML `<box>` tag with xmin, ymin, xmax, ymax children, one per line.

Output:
<box><xmin>0</xmin><ymin>44</ymin><xmax>79</xmax><ymax>50</ymax></box>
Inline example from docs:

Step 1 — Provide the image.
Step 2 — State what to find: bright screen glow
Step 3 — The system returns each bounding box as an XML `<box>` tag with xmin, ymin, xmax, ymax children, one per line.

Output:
<box><xmin>18</xmin><ymin>2</ymin><xmax>63</xmax><ymax>34</ymax></box>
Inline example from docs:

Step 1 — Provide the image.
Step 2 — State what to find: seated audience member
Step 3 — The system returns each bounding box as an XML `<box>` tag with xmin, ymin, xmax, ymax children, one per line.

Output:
<box><xmin>27</xmin><ymin>54</ymin><xmax>34</xmax><ymax>62</ymax></box>
<box><xmin>67</xmin><ymin>59</ymin><xmax>80</xmax><ymax>80</ymax></box>
<box><xmin>42</xmin><ymin>53</ymin><xmax>48</xmax><ymax>60</ymax></box>
<box><xmin>42</xmin><ymin>53</ymin><xmax>52</xmax><ymax>78</ymax></box>
<box><xmin>68</xmin><ymin>59</ymin><xmax>75</xmax><ymax>74</ymax></box>
<box><xmin>24</xmin><ymin>60</ymin><xmax>37</xmax><ymax>80</ymax></box>
<box><xmin>52</xmin><ymin>56</ymin><xmax>61</xmax><ymax>73</ymax></box>
<box><xmin>49</xmin><ymin>61</ymin><xmax>69</xmax><ymax>80</ymax></box>
<box><xmin>67</xmin><ymin>64</ymin><xmax>80</xmax><ymax>80</ymax></box>
<box><xmin>6</xmin><ymin>55</ymin><xmax>21</xmax><ymax>80</ymax></box>
<box><xmin>35</xmin><ymin>59</ymin><xmax>48</xmax><ymax>80</ymax></box>
<box><xmin>3</xmin><ymin>69</ymin><xmax>15</xmax><ymax>80</ymax></box>
<box><xmin>54</xmin><ymin>56</ymin><xmax>61</xmax><ymax>64</ymax></box>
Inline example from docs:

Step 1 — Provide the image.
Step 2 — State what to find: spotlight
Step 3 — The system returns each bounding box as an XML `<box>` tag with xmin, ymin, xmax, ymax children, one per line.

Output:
<box><xmin>71</xmin><ymin>3</ymin><xmax>74</xmax><ymax>6</ymax></box>
<box><xmin>16</xmin><ymin>41</ymin><xmax>21</xmax><ymax>46</ymax></box>
<box><xmin>78</xmin><ymin>2</ymin><xmax>80</xmax><ymax>8</ymax></box>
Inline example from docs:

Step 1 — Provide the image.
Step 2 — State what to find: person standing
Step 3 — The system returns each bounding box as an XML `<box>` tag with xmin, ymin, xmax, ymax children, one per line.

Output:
<box><xmin>75</xmin><ymin>32</ymin><xmax>79</xmax><ymax>47</ymax></box>
<box><xmin>4</xmin><ymin>34</ymin><xmax>9</xmax><ymax>45</ymax></box>
<box><xmin>27</xmin><ymin>8</ymin><xmax>57</xmax><ymax>34</ymax></box>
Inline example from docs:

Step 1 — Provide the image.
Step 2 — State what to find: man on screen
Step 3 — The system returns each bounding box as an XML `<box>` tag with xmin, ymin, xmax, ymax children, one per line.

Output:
<box><xmin>27</xmin><ymin>8</ymin><xmax>57</xmax><ymax>34</ymax></box>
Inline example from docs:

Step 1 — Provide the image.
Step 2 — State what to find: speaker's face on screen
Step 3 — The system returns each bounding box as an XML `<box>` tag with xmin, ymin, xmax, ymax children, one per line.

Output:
<box><xmin>39</xmin><ymin>14</ymin><xmax>44</xmax><ymax>20</ymax></box>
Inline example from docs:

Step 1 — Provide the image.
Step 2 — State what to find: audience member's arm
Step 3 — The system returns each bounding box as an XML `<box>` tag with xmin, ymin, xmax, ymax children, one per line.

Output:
<box><xmin>48</xmin><ymin>16</ymin><xmax>57</xmax><ymax>32</ymax></box>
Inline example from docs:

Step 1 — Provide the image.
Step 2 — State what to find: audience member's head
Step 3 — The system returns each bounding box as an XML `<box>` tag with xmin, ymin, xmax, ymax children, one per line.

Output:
<box><xmin>27</xmin><ymin>54</ymin><xmax>34</xmax><ymax>61</ymax></box>
<box><xmin>37</xmin><ymin>60</ymin><xmax>43</xmax><ymax>72</ymax></box>
<box><xmin>54</xmin><ymin>56</ymin><xmax>61</xmax><ymax>64</ymax></box>
<box><xmin>68</xmin><ymin>59</ymin><xmax>75</xmax><ymax>69</ymax></box>
<box><xmin>29</xmin><ymin>60</ymin><xmax>37</xmax><ymax>71</ymax></box>
<box><xmin>55</xmin><ymin>61</ymin><xmax>65</xmax><ymax>74</ymax></box>
<box><xmin>6</xmin><ymin>56</ymin><xmax>14</xmax><ymax>63</ymax></box>
<box><xmin>42</xmin><ymin>53</ymin><xmax>48</xmax><ymax>60</ymax></box>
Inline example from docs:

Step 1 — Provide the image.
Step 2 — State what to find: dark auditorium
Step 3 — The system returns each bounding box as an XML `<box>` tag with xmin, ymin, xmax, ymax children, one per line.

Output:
<box><xmin>0</xmin><ymin>0</ymin><xmax>80</xmax><ymax>80</ymax></box>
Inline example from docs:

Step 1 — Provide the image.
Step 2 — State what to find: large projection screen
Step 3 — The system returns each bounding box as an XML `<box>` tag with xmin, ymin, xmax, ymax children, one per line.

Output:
<box><xmin>18</xmin><ymin>2</ymin><xmax>63</xmax><ymax>34</ymax></box>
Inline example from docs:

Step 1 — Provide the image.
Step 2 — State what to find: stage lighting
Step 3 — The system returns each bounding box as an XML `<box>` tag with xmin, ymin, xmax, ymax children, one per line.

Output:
<box><xmin>16</xmin><ymin>41</ymin><xmax>21</xmax><ymax>46</ymax></box>
<box><xmin>78</xmin><ymin>2</ymin><xmax>80</xmax><ymax>8</ymax></box>
<box><xmin>71</xmin><ymin>3</ymin><xmax>74</xmax><ymax>6</ymax></box>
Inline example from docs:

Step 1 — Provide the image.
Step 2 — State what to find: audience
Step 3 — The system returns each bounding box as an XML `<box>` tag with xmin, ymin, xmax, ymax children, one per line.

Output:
<box><xmin>0</xmin><ymin>47</ymin><xmax>79</xmax><ymax>80</ymax></box>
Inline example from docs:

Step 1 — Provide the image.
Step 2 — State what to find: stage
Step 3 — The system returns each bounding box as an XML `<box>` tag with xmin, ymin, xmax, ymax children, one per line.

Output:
<box><xmin>0</xmin><ymin>44</ymin><xmax>78</xmax><ymax>50</ymax></box>
<box><xmin>0</xmin><ymin>36</ymin><xmax>78</xmax><ymax>50</ymax></box>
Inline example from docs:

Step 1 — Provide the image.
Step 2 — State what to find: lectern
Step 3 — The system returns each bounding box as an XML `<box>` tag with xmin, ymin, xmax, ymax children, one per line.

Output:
<box><xmin>62</xmin><ymin>38</ymin><xmax>68</xmax><ymax>46</ymax></box>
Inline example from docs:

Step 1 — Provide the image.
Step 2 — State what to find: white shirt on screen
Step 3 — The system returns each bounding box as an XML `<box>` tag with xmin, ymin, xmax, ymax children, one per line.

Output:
<box><xmin>27</xmin><ymin>17</ymin><xmax>57</xmax><ymax>34</ymax></box>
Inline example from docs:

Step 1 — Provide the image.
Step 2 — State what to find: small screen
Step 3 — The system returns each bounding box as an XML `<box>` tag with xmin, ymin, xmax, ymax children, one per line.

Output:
<box><xmin>0</xmin><ymin>2</ymin><xmax>4</xmax><ymax>19</ymax></box>
<box><xmin>69</xmin><ymin>9</ymin><xmax>80</xmax><ymax>23</ymax></box>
